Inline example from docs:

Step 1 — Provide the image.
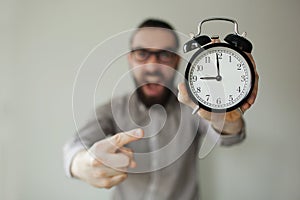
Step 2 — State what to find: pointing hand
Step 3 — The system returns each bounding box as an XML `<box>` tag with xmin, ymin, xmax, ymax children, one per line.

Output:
<box><xmin>71</xmin><ymin>129</ymin><xmax>144</xmax><ymax>189</ymax></box>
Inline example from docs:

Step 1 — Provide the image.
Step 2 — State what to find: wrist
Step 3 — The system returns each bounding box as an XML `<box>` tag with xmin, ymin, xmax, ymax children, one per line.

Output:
<box><xmin>212</xmin><ymin>117</ymin><xmax>243</xmax><ymax>135</ymax></box>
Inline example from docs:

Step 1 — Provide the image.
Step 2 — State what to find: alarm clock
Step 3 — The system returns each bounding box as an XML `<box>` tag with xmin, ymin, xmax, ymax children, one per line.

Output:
<box><xmin>183</xmin><ymin>17</ymin><xmax>255</xmax><ymax>113</ymax></box>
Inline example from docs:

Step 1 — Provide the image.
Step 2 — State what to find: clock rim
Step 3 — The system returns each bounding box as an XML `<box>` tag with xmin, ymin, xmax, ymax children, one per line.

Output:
<box><xmin>184</xmin><ymin>42</ymin><xmax>255</xmax><ymax>113</ymax></box>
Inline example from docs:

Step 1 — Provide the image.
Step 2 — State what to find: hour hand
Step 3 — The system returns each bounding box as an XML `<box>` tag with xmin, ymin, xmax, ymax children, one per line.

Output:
<box><xmin>200</xmin><ymin>76</ymin><xmax>217</xmax><ymax>80</ymax></box>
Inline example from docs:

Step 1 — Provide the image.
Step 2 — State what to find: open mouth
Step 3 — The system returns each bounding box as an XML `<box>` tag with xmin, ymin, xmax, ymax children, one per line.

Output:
<box><xmin>142</xmin><ymin>83</ymin><xmax>164</xmax><ymax>97</ymax></box>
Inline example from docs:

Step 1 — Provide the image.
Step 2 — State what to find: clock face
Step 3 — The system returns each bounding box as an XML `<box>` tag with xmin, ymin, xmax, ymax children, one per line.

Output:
<box><xmin>185</xmin><ymin>43</ymin><xmax>254</xmax><ymax>112</ymax></box>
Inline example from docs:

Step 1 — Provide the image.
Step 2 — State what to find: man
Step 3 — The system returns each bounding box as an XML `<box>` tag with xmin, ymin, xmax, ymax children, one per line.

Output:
<box><xmin>63</xmin><ymin>19</ymin><xmax>258</xmax><ymax>200</ymax></box>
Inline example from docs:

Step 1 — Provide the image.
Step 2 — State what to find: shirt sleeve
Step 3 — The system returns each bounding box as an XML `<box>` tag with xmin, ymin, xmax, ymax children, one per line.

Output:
<box><xmin>219</xmin><ymin>123</ymin><xmax>246</xmax><ymax>146</ymax></box>
<box><xmin>62</xmin><ymin>102</ymin><xmax>115</xmax><ymax>177</ymax></box>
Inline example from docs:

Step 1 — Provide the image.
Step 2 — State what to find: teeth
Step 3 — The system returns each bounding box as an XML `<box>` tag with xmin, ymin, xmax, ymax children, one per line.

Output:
<box><xmin>145</xmin><ymin>76</ymin><xmax>161</xmax><ymax>83</ymax></box>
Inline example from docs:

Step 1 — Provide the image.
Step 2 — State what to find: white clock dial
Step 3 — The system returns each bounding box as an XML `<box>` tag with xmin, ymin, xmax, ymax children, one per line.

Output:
<box><xmin>187</xmin><ymin>44</ymin><xmax>253</xmax><ymax>112</ymax></box>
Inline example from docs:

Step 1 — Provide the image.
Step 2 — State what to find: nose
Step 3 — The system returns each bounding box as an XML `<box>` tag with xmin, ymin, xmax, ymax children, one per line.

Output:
<box><xmin>147</xmin><ymin>53</ymin><xmax>159</xmax><ymax>63</ymax></box>
<box><xmin>144</xmin><ymin>53</ymin><xmax>161</xmax><ymax>72</ymax></box>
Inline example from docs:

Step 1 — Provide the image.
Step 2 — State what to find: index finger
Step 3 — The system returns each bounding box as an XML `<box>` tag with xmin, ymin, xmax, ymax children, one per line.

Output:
<box><xmin>109</xmin><ymin>129</ymin><xmax>144</xmax><ymax>150</ymax></box>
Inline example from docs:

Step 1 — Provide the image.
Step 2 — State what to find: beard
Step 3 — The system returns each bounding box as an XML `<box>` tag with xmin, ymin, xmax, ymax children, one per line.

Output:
<box><xmin>136</xmin><ymin>84</ymin><xmax>172</xmax><ymax>108</ymax></box>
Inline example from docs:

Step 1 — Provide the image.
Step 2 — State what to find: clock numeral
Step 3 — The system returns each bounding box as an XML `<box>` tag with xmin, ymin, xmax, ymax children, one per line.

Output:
<box><xmin>229</xmin><ymin>55</ymin><xmax>232</xmax><ymax>63</ymax></box>
<box><xmin>241</xmin><ymin>75</ymin><xmax>246</xmax><ymax>82</ymax></box>
<box><xmin>196</xmin><ymin>65</ymin><xmax>203</xmax><ymax>71</ymax></box>
<box><xmin>237</xmin><ymin>63</ymin><xmax>242</xmax><ymax>70</ymax></box>
<box><xmin>196</xmin><ymin>87</ymin><xmax>201</xmax><ymax>93</ymax></box>
<box><xmin>206</xmin><ymin>94</ymin><xmax>210</xmax><ymax>101</ymax></box>
<box><xmin>237</xmin><ymin>86</ymin><xmax>241</xmax><ymax>93</ymax></box>
<box><xmin>216</xmin><ymin>97</ymin><xmax>222</xmax><ymax>104</ymax></box>
<box><xmin>205</xmin><ymin>56</ymin><xmax>210</xmax><ymax>63</ymax></box>
<box><xmin>216</xmin><ymin>52</ymin><xmax>222</xmax><ymax>59</ymax></box>
<box><xmin>192</xmin><ymin>75</ymin><xmax>197</xmax><ymax>82</ymax></box>
<box><xmin>229</xmin><ymin>95</ymin><xmax>234</xmax><ymax>102</ymax></box>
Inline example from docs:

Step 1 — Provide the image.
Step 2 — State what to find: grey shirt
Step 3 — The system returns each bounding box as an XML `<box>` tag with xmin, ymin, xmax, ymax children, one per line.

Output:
<box><xmin>63</xmin><ymin>91</ymin><xmax>245</xmax><ymax>200</ymax></box>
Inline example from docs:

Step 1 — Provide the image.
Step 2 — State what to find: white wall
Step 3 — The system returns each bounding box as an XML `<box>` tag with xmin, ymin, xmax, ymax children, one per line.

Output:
<box><xmin>1</xmin><ymin>0</ymin><xmax>300</xmax><ymax>199</ymax></box>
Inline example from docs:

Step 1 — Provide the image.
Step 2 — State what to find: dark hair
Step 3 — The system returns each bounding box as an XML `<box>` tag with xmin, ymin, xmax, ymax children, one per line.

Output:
<box><xmin>130</xmin><ymin>18</ymin><xmax>179</xmax><ymax>50</ymax></box>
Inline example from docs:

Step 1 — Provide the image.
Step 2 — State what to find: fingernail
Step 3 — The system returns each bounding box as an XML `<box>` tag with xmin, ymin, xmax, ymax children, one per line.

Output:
<box><xmin>133</xmin><ymin>129</ymin><xmax>143</xmax><ymax>137</ymax></box>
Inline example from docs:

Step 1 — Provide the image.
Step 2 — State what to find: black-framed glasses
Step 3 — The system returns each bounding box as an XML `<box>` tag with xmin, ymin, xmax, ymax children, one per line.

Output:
<box><xmin>131</xmin><ymin>48</ymin><xmax>176</xmax><ymax>63</ymax></box>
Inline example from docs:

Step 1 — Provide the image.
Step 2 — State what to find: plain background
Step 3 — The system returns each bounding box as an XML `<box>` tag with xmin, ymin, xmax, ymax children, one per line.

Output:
<box><xmin>1</xmin><ymin>0</ymin><xmax>300</xmax><ymax>199</ymax></box>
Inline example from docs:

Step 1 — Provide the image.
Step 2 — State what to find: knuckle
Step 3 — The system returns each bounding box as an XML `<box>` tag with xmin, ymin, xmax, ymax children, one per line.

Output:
<box><xmin>113</xmin><ymin>134</ymin><xmax>122</xmax><ymax>146</ymax></box>
<box><xmin>91</xmin><ymin>158</ymin><xmax>102</xmax><ymax>167</ymax></box>
<box><xmin>123</xmin><ymin>173</ymin><xmax>128</xmax><ymax>179</ymax></box>
<box><xmin>92</xmin><ymin>183</ymin><xmax>103</xmax><ymax>189</ymax></box>
<box><xmin>121</xmin><ymin>148</ymin><xmax>133</xmax><ymax>157</ymax></box>
<box><xmin>123</xmin><ymin>147</ymin><xmax>133</xmax><ymax>153</ymax></box>
<box><xmin>122</xmin><ymin>156</ymin><xmax>131</xmax><ymax>167</ymax></box>
<box><xmin>94</xmin><ymin>170</ymin><xmax>107</xmax><ymax>178</ymax></box>
<box><xmin>102</xmin><ymin>179</ymin><xmax>112</xmax><ymax>188</ymax></box>
<box><xmin>119</xmin><ymin>174</ymin><xmax>128</xmax><ymax>183</ymax></box>
<box><xmin>127</xmin><ymin>151</ymin><xmax>133</xmax><ymax>158</ymax></box>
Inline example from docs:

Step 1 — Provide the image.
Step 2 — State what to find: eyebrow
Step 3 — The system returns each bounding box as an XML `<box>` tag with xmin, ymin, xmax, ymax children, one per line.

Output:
<box><xmin>131</xmin><ymin>46</ymin><xmax>177</xmax><ymax>52</ymax></box>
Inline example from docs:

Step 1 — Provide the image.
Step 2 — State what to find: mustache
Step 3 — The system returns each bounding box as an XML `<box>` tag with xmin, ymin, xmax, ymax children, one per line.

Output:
<box><xmin>143</xmin><ymin>71</ymin><xmax>164</xmax><ymax>80</ymax></box>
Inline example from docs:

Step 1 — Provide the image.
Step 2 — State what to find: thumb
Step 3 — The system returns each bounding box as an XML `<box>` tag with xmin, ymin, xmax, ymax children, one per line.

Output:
<box><xmin>177</xmin><ymin>82</ymin><xmax>197</xmax><ymax>109</ymax></box>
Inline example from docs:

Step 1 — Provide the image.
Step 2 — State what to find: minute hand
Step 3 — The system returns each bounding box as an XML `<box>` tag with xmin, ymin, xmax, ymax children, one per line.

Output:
<box><xmin>216</xmin><ymin>53</ymin><xmax>220</xmax><ymax>76</ymax></box>
<box><xmin>215</xmin><ymin>53</ymin><xmax>222</xmax><ymax>81</ymax></box>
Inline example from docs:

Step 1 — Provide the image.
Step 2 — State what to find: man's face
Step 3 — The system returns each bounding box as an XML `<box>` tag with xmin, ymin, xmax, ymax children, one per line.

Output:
<box><xmin>128</xmin><ymin>28</ymin><xmax>180</xmax><ymax>106</ymax></box>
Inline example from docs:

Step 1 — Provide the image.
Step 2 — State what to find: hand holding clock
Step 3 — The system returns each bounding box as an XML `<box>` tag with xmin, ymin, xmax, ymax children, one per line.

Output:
<box><xmin>178</xmin><ymin>40</ymin><xmax>259</xmax><ymax>135</ymax></box>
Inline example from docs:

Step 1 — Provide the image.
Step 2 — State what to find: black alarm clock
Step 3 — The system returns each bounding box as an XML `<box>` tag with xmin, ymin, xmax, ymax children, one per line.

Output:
<box><xmin>184</xmin><ymin>17</ymin><xmax>255</xmax><ymax>113</ymax></box>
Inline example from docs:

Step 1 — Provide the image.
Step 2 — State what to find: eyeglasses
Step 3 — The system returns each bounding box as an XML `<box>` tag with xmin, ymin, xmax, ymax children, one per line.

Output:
<box><xmin>131</xmin><ymin>48</ymin><xmax>176</xmax><ymax>63</ymax></box>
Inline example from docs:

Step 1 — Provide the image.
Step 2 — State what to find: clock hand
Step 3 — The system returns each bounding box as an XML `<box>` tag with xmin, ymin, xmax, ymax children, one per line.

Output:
<box><xmin>216</xmin><ymin>53</ymin><xmax>220</xmax><ymax>76</ymax></box>
<box><xmin>200</xmin><ymin>76</ymin><xmax>217</xmax><ymax>80</ymax></box>
<box><xmin>199</xmin><ymin>54</ymin><xmax>222</xmax><ymax>81</ymax></box>
<box><xmin>216</xmin><ymin>53</ymin><xmax>222</xmax><ymax>81</ymax></box>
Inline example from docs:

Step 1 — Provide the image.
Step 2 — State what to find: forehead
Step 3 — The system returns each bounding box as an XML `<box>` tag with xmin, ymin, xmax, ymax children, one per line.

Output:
<box><xmin>131</xmin><ymin>28</ymin><xmax>176</xmax><ymax>50</ymax></box>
